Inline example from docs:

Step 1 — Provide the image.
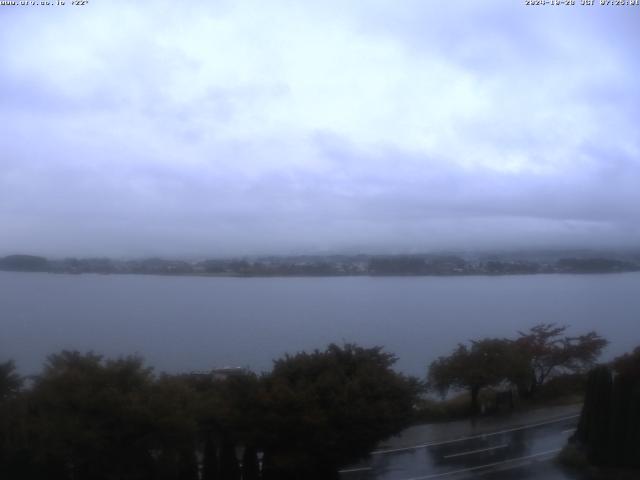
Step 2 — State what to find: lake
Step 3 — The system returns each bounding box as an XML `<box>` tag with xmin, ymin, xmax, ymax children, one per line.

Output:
<box><xmin>1</xmin><ymin>271</ymin><xmax>639</xmax><ymax>377</ymax></box>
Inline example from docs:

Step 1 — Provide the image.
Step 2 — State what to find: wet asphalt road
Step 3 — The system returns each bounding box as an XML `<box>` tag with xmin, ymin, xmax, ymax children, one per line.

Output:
<box><xmin>340</xmin><ymin>414</ymin><xmax>583</xmax><ymax>480</ymax></box>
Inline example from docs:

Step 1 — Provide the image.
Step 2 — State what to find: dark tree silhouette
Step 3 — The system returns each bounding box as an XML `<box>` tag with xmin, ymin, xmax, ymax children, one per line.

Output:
<box><xmin>0</xmin><ymin>344</ymin><xmax>420</xmax><ymax>480</ymax></box>
<box><xmin>261</xmin><ymin>343</ymin><xmax>421</xmax><ymax>479</ymax></box>
<box><xmin>574</xmin><ymin>346</ymin><xmax>640</xmax><ymax>468</ymax></box>
<box><xmin>514</xmin><ymin>323</ymin><xmax>607</xmax><ymax>398</ymax></box>
<box><xmin>428</xmin><ymin>338</ymin><xmax>517</xmax><ymax>414</ymax></box>
<box><xmin>0</xmin><ymin>361</ymin><xmax>21</xmax><ymax>401</ymax></box>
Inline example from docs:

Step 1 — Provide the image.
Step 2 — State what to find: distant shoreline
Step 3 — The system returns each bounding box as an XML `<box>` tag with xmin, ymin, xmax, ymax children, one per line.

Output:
<box><xmin>3</xmin><ymin>270</ymin><xmax>639</xmax><ymax>279</ymax></box>
<box><xmin>2</xmin><ymin>252</ymin><xmax>639</xmax><ymax>278</ymax></box>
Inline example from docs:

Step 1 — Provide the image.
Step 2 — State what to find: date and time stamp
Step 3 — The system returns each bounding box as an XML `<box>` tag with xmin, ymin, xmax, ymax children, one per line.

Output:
<box><xmin>0</xmin><ymin>1</ymin><xmax>88</xmax><ymax>6</ymax></box>
<box><xmin>525</xmin><ymin>0</ymin><xmax>639</xmax><ymax>5</ymax></box>
<box><xmin>2</xmin><ymin>0</ymin><xmax>638</xmax><ymax>6</ymax></box>
<box><xmin>2</xmin><ymin>0</ymin><xmax>640</xmax><ymax>6</ymax></box>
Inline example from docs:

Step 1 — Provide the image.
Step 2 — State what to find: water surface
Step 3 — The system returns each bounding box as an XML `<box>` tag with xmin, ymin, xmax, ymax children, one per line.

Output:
<box><xmin>1</xmin><ymin>271</ymin><xmax>639</xmax><ymax>376</ymax></box>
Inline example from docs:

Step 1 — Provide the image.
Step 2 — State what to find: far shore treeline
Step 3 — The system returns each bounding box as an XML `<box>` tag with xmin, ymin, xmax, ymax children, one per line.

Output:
<box><xmin>1</xmin><ymin>323</ymin><xmax>633</xmax><ymax>479</ymax></box>
<box><xmin>1</xmin><ymin>250</ymin><xmax>640</xmax><ymax>277</ymax></box>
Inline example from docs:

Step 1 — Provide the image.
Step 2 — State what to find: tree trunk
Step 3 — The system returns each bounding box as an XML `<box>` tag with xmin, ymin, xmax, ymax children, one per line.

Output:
<box><xmin>470</xmin><ymin>385</ymin><xmax>481</xmax><ymax>415</ymax></box>
<box><xmin>202</xmin><ymin>434</ymin><xmax>219</xmax><ymax>480</ymax></box>
<box><xmin>242</xmin><ymin>446</ymin><xmax>259</xmax><ymax>480</ymax></box>
<box><xmin>219</xmin><ymin>442</ymin><xmax>239</xmax><ymax>480</ymax></box>
<box><xmin>517</xmin><ymin>370</ymin><xmax>538</xmax><ymax>400</ymax></box>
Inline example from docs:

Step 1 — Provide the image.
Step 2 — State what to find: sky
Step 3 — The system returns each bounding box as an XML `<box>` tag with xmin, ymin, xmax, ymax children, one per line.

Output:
<box><xmin>1</xmin><ymin>0</ymin><xmax>639</xmax><ymax>257</ymax></box>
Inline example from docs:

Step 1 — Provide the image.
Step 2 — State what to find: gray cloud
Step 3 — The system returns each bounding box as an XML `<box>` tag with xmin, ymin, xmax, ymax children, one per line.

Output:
<box><xmin>1</xmin><ymin>0</ymin><xmax>639</xmax><ymax>257</ymax></box>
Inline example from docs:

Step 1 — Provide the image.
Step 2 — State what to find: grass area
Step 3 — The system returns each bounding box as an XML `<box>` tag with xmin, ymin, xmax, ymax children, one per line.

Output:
<box><xmin>413</xmin><ymin>392</ymin><xmax>583</xmax><ymax>424</ymax></box>
<box><xmin>412</xmin><ymin>375</ymin><xmax>585</xmax><ymax>424</ymax></box>
<box><xmin>413</xmin><ymin>392</ymin><xmax>472</xmax><ymax>423</ymax></box>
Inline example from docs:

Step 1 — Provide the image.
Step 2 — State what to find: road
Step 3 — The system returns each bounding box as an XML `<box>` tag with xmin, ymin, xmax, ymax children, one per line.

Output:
<box><xmin>339</xmin><ymin>411</ymin><xmax>586</xmax><ymax>480</ymax></box>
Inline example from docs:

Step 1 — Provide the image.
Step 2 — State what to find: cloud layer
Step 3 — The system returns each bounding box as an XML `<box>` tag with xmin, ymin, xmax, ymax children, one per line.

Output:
<box><xmin>1</xmin><ymin>1</ymin><xmax>639</xmax><ymax>256</ymax></box>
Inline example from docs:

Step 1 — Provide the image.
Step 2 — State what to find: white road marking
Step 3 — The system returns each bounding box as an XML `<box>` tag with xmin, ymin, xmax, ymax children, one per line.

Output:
<box><xmin>403</xmin><ymin>448</ymin><xmax>561</xmax><ymax>480</ymax></box>
<box><xmin>442</xmin><ymin>443</ymin><xmax>508</xmax><ymax>459</ymax></box>
<box><xmin>561</xmin><ymin>428</ymin><xmax>576</xmax><ymax>434</ymax></box>
<box><xmin>371</xmin><ymin>414</ymin><xmax>579</xmax><ymax>455</ymax></box>
<box><xmin>338</xmin><ymin>467</ymin><xmax>373</xmax><ymax>473</ymax></box>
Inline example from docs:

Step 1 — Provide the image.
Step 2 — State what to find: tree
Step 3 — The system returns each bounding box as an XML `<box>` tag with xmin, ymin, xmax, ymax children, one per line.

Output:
<box><xmin>0</xmin><ymin>360</ymin><xmax>24</xmax><ymax>477</ymax></box>
<box><xmin>514</xmin><ymin>323</ymin><xmax>607</xmax><ymax>398</ymax></box>
<box><xmin>574</xmin><ymin>346</ymin><xmax>640</xmax><ymax>468</ymax></box>
<box><xmin>610</xmin><ymin>346</ymin><xmax>640</xmax><ymax>467</ymax></box>
<box><xmin>0</xmin><ymin>254</ymin><xmax>49</xmax><ymax>272</ymax></box>
<box><xmin>0</xmin><ymin>360</ymin><xmax>21</xmax><ymax>401</ymax></box>
<box><xmin>188</xmin><ymin>371</ymin><xmax>263</xmax><ymax>480</ymax></box>
<box><xmin>260</xmin><ymin>343</ymin><xmax>421</xmax><ymax>479</ymax></box>
<box><xmin>146</xmin><ymin>375</ymin><xmax>201</xmax><ymax>480</ymax></box>
<box><xmin>428</xmin><ymin>338</ymin><xmax>517</xmax><ymax>415</ymax></box>
<box><xmin>25</xmin><ymin>351</ymin><xmax>162</xmax><ymax>480</ymax></box>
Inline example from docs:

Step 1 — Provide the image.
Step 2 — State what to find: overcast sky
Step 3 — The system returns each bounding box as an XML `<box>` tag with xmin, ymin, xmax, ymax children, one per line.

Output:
<box><xmin>1</xmin><ymin>1</ymin><xmax>639</xmax><ymax>257</ymax></box>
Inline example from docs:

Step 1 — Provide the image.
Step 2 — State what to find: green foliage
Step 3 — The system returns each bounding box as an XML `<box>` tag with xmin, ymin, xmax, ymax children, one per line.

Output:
<box><xmin>0</xmin><ymin>360</ymin><xmax>22</xmax><ymax>401</ymax></box>
<box><xmin>576</xmin><ymin>365</ymin><xmax>613</xmax><ymax>466</ymax></box>
<box><xmin>556</xmin><ymin>257</ymin><xmax>637</xmax><ymax>273</ymax></box>
<box><xmin>533</xmin><ymin>373</ymin><xmax>586</xmax><ymax>402</ymax></box>
<box><xmin>574</xmin><ymin>346</ymin><xmax>640</xmax><ymax>469</ymax></box>
<box><xmin>610</xmin><ymin>347</ymin><xmax>640</xmax><ymax>468</ymax></box>
<box><xmin>261</xmin><ymin>343</ymin><xmax>422</xmax><ymax>478</ymax></box>
<box><xmin>0</xmin><ymin>344</ymin><xmax>420</xmax><ymax>480</ymax></box>
<box><xmin>0</xmin><ymin>360</ymin><xmax>24</xmax><ymax>476</ymax></box>
<box><xmin>3</xmin><ymin>351</ymin><xmax>201</xmax><ymax>480</ymax></box>
<box><xmin>427</xmin><ymin>324</ymin><xmax>607</xmax><ymax>414</ymax></box>
<box><xmin>413</xmin><ymin>392</ymin><xmax>486</xmax><ymax>423</ymax></box>
<box><xmin>613</xmin><ymin>346</ymin><xmax>640</xmax><ymax>379</ymax></box>
<box><xmin>0</xmin><ymin>254</ymin><xmax>49</xmax><ymax>272</ymax></box>
<box><xmin>26</xmin><ymin>352</ymin><xmax>158</xmax><ymax>479</ymax></box>
<box><xmin>368</xmin><ymin>256</ymin><xmax>428</xmax><ymax>275</ymax></box>
<box><xmin>428</xmin><ymin>338</ymin><xmax>519</xmax><ymax>414</ymax></box>
<box><xmin>3</xmin><ymin>331</ymin><xmax>605</xmax><ymax>479</ymax></box>
<box><xmin>515</xmin><ymin>323</ymin><xmax>607</xmax><ymax>398</ymax></box>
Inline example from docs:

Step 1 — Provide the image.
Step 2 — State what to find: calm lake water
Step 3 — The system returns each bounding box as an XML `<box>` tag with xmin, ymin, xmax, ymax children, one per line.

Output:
<box><xmin>1</xmin><ymin>271</ymin><xmax>639</xmax><ymax>376</ymax></box>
